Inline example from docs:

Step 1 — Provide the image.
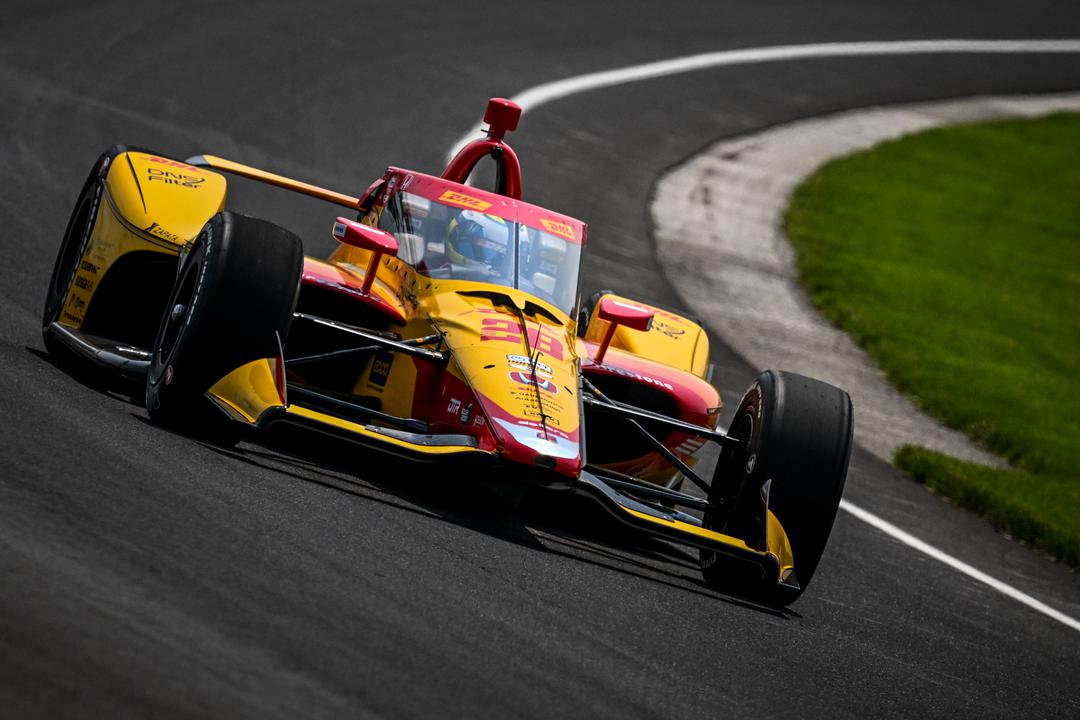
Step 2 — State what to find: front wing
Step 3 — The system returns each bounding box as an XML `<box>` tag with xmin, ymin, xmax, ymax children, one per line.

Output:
<box><xmin>207</xmin><ymin>357</ymin><xmax>797</xmax><ymax>592</ymax></box>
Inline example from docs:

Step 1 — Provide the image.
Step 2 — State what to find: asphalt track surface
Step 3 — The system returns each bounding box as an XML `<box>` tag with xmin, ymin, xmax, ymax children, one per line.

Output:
<box><xmin>2</xmin><ymin>3</ymin><xmax>1079</xmax><ymax>718</ymax></box>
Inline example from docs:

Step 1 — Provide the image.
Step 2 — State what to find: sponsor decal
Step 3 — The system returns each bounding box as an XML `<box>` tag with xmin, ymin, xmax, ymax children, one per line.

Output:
<box><xmin>653</xmin><ymin>320</ymin><xmax>685</xmax><ymax>339</ymax></box>
<box><xmin>515</xmin><ymin>418</ymin><xmax>571</xmax><ymax>441</ymax></box>
<box><xmin>606</xmin><ymin>365</ymin><xmax>675</xmax><ymax>391</ymax></box>
<box><xmin>79</xmin><ymin>260</ymin><xmax>99</xmax><ymax>274</ymax></box>
<box><xmin>369</xmin><ymin>351</ymin><xmax>393</xmax><ymax>387</ymax></box>
<box><xmin>509</xmin><ymin>371</ymin><xmax>558</xmax><ymax>395</ymax></box>
<box><xmin>520</xmin><ymin>408</ymin><xmax>562</xmax><ymax>427</ymax></box>
<box><xmin>651</xmin><ymin>306</ymin><xmax>690</xmax><ymax>324</ymax></box>
<box><xmin>74</xmin><ymin>276</ymin><xmax>93</xmax><ymax>291</ymax></box>
<box><xmin>401</xmin><ymin>174</ymin><xmax>414</xmax><ymax>191</ymax></box>
<box><xmin>460</xmin><ymin>402</ymin><xmax>472</xmax><ymax>425</ymax></box>
<box><xmin>506</xmin><ymin>353</ymin><xmax>553</xmax><ymax>377</ymax></box>
<box><xmin>447</xmin><ymin>398</ymin><xmax>462</xmax><ymax>416</ymax></box>
<box><xmin>472</xmin><ymin>415</ymin><xmax>485</xmax><ymax>428</ymax></box>
<box><xmin>508</xmin><ymin>378</ymin><xmax>569</xmax><ymax>423</ymax></box>
<box><xmin>539</xmin><ymin>218</ymin><xmax>575</xmax><ymax>241</ymax></box>
<box><xmin>146</xmin><ymin>167</ymin><xmax>205</xmax><ymax>188</ymax></box>
<box><xmin>144</xmin><ymin>222</ymin><xmax>182</xmax><ymax>243</ymax></box>
<box><xmin>438</xmin><ymin>189</ymin><xmax>492</xmax><ymax>212</ymax></box>
<box><xmin>478</xmin><ymin>312</ymin><xmax>565</xmax><ymax>360</ymax></box>
<box><xmin>147</xmin><ymin>156</ymin><xmax>203</xmax><ymax>173</ymax></box>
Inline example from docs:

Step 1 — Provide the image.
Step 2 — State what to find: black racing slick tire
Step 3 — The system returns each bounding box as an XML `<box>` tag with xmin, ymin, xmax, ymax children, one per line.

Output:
<box><xmin>145</xmin><ymin>212</ymin><xmax>303</xmax><ymax>444</ymax></box>
<box><xmin>42</xmin><ymin>144</ymin><xmax>146</xmax><ymax>358</ymax></box>
<box><xmin>701</xmin><ymin>369</ymin><xmax>853</xmax><ymax>606</ymax></box>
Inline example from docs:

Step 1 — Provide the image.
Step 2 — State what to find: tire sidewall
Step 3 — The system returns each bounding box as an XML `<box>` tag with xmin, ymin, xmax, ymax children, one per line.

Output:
<box><xmin>145</xmin><ymin>216</ymin><xmax>221</xmax><ymax>417</ymax></box>
<box><xmin>42</xmin><ymin>150</ymin><xmax>117</xmax><ymax>332</ymax></box>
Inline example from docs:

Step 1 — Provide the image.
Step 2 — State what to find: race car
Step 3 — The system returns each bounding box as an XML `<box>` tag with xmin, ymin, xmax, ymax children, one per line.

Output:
<box><xmin>42</xmin><ymin>97</ymin><xmax>853</xmax><ymax>606</ymax></box>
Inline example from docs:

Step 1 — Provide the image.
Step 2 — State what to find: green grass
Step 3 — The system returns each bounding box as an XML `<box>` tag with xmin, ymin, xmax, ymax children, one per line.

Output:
<box><xmin>894</xmin><ymin>446</ymin><xmax>1080</xmax><ymax>567</ymax></box>
<box><xmin>784</xmin><ymin>112</ymin><xmax>1080</xmax><ymax>566</ymax></box>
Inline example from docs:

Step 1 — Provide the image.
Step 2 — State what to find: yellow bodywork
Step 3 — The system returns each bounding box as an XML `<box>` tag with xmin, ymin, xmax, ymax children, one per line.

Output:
<box><xmin>353</xmin><ymin>328</ymin><xmax>420</xmax><ymax>420</ymax></box>
<box><xmin>59</xmin><ymin>151</ymin><xmax>227</xmax><ymax>330</ymax></box>
<box><xmin>623</xmin><ymin>504</ymin><xmax>795</xmax><ymax>581</ymax></box>
<box><xmin>582</xmin><ymin>292</ymin><xmax>711</xmax><ymax>379</ymax></box>
<box><xmin>107</xmin><ymin>153</ymin><xmax>228</xmax><ymax>242</ymax></box>
<box><xmin>206</xmin><ymin>358</ymin><xmax>283</xmax><ymax>423</ymax></box>
<box><xmin>421</xmin><ymin>281</ymin><xmax>580</xmax><ymax>436</ymax></box>
<box><xmin>283</xmin><ymin>404</ymin><xmax>489</xmax><ymax>457</ymax></box>
<box><xmin>768</xmin><ymin>509</ymin><xmax>798</xmax><ymax>582</ymax></box>
<box><xmin>207</xmin><ymin>357</ymin><xmax>491</xmax><ymax>459</ymax></box>
<box><xmin>321</xmin><ymin>241</ymin><xmax>583</xmax><ymax>443</ymax></box>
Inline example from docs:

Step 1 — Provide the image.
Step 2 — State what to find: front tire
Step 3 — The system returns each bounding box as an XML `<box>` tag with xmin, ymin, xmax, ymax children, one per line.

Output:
<box><xmin>145</xmin><ymin>212</ymin><xmax>303</xmax><ymax>444</ymax></box>
<box><xmin>701</xmin><ymin>369</ymin><xmax>853</xmax><ymax>605</ymax></box>
<box><xmin>43</xmin><ymin>145</ymin><xmax>136</xmax><ymax>357</ymax></box>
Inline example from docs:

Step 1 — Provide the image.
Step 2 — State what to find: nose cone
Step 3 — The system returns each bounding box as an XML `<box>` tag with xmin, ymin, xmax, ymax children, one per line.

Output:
<box><xmin>431</xmin><ymin>286</ymin><xmax>584</xmax><ymax>478</ymax></box>
<box><xmin>484</xmin><ymin>400</ymin><xmax>582</xmax><ymax>477</ymax></box>
<box><xmin>449</xmin><ymin>330</ymin><xmax>583</xmax><ymax>474</ymax></box>
<box><xmin>457</xmin><ymin>345</ymin><xmax>583</xmax><ymax>478</ymax></box>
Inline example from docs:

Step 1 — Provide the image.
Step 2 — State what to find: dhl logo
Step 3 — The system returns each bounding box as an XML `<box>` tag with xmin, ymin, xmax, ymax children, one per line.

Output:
<box><xmin>540</xmin><ymin>218</ymin><xmax>575</xmax><ymax>240</ymax></box>
<box><xmin>439</xmin><ymin>190</ymin><xmax>492</xmax><ymax>212</ymax></box>
<box><xmin>146</xmin><ymin>155</ymin><xmax>203</xmax><ymax>174</ymax></box>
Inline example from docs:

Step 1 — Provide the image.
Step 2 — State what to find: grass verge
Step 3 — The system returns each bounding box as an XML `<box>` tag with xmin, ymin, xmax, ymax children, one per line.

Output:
<box><xmin>895</xmin><ymin>446</ymin><xmax>1080</xmax><ymax>567</ymax></box>
<box><xmin>784</xmin><ymin>112</ymin><xmax>1080</xmax><ymax>567</ymax></box>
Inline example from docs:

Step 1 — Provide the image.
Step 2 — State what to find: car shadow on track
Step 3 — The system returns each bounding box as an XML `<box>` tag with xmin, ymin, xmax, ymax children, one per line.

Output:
<box><xmin>27</xmin><ymin>346</ymin><xmax>144</xmax><ymax>405</ymax></box>
<box><xmin>198</xmin><ymin>427</ymin><xmax>791</xmax><ymax>619</ymax></box>
<box><xmin>35</xmin><ymin>331</ymin><xmax>792</xmax><ymax>620</ymax></box>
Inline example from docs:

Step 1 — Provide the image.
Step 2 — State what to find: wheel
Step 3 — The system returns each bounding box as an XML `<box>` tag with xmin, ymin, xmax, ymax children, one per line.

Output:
<box><xmin>701</xmin><ymin>369</ymin><xmax>853</xmax><ymax>605</ymax></box>
<box><xmin>145</xmin><ymin>212</ymin><xmax>303</xmax><ymax>444</ymax></box>
<box><xmin>42</xmin><ymin>144</ymin><xmax>143</xmax><ymax>357</ymax></box>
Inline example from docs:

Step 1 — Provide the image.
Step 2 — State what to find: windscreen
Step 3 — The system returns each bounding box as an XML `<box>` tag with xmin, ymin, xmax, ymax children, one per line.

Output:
<box><xmin>373</xmin><ymin>190</ymin><xmax>582</xmax><ymax>315</ymax></box>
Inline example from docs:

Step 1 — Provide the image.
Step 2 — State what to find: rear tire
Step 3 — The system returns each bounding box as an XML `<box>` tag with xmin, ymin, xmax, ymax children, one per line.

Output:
<box><xmin>701</xmin><ymin>369</ymin><xmax>853</xmax><ymax>606</ymax></box>
<box><xmin>145</xmin><ymin>212</ymin><xmax>303</xmax><ymax>444</ymax></box>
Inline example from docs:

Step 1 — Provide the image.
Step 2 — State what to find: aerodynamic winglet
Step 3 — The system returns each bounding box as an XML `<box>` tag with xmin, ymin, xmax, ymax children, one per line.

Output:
<box><xmin>184</xmin><ymin>154</ymin><xmax>360</xmax><ymax>208</ymax></box>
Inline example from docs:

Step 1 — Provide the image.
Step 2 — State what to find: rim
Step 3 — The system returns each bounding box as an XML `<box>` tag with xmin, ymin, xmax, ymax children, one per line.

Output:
<box><xmin>719</xmin><ymin>411</ymin><xmax>754</xmax><ymax>479</ymax></box>
<box><xmin>704</xmin><ymin>409</ymin><xmax>755</xmax><ymax>533</ymax></box>
<box><xmin>155</xmin><ymin>257</ymin><xmax>199</xmax><ymax>370</ymax></box>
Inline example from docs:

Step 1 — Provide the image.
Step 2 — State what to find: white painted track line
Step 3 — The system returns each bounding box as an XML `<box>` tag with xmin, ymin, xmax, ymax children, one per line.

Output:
<box><xmin>842</xmin><ymin>500</ymin><xmax>1080</xmax><ymax>633</ymax></box>
<box><xmin>447</xmin><ymin>37</ymin><xmax>1080</xmax><ymax>633</ymax></box>
<box><xmin>449</xmin><ymin>38</ymin><xmax>1080</xmax><ymax>158</ymax></box>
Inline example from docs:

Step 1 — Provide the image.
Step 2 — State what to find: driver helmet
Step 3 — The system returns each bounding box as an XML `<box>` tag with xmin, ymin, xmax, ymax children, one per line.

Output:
<box><xmin>447</xmin><ymin>210</ymin><xmax>511</xmax><ymax>269</ymax></box>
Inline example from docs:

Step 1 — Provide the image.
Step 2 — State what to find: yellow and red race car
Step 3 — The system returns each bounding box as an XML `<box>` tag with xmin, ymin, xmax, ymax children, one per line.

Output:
<box><xmin>42</xmin><ymin>98</ymin><xmax>853</xmax><ymax>606</ymax></box>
